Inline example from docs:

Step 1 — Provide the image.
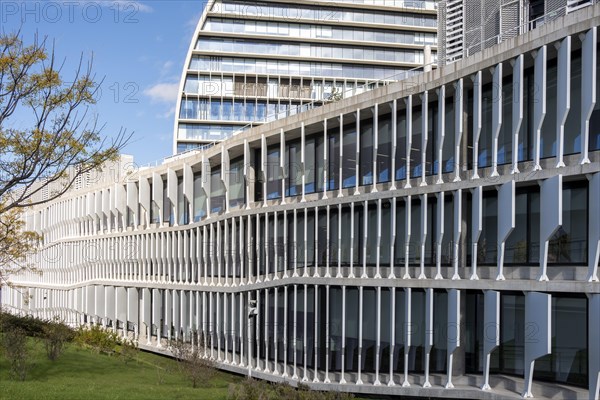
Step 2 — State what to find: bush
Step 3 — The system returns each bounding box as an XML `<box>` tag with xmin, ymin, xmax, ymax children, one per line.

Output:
<box><xmin>227</xmin><ymin>379</ymin><xmax>354</xmax><ymax>400</ymax></box>
<box><xmin>74</xmin><ymin>324</ymin><xmax>121</xmax><ymax>355</ymax></box>
<box><xmin>118</xmin><ymin>337</ymin><xmax>139</xmax><ymax>364</ymax></box>
<box><xmin>42</xmin><ymin>318</ymin><xmax>74</xmax><ymax>361</ymax></box>
<box><xmin>75</xmin><ymin>324</ymin><xmax>139</xmax><ymax>363</ymax></box>
<box><xmin>0</xmin><ymin>309</ymin><xmax>46</xmax><ymax>337</ymax></box>
<box><xmin>169</xmin><ymin>332</ymin><xmax>215</xmax><ymax>388</ymax></box>
<box><xmin>1</xmin><ymin>326</ymin><xmax>29</xmax><ymax>381</ymax></box>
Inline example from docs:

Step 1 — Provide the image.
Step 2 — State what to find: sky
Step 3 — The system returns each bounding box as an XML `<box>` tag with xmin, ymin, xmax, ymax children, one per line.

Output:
<box><xmin>1</xmin><ymin>0</ymin><xmax>208</xmax><ymax>166</ymax></box>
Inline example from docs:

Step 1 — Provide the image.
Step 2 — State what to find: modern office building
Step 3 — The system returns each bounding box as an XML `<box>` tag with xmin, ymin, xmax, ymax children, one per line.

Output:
<box><xmin>438</xmin><ymin>0</ymin><xmax>597</xmax><ymax>65</ymax></box>
<box><xmin>174</xmin><ymin>0</ymin><xmax>438</xmax><ymax>153</ymax></box>
<box><xmin>3</xmin><ymin>3</ymin><xmax>600</xmax><ymax>400</ymax></box>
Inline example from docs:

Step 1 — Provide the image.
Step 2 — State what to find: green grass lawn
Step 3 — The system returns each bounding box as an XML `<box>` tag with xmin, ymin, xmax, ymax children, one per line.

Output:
<box><xmin>0</xmin><ymin>339</ymin><xmax>242</xmax><ymax>400</ymax></box>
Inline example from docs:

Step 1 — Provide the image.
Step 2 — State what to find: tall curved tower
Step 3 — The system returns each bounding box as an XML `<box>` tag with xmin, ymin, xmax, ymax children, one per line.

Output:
<box><xmin>173</xmin><ymin>0</ymin><xmax>437</xmax><ymax>153</ymax></box>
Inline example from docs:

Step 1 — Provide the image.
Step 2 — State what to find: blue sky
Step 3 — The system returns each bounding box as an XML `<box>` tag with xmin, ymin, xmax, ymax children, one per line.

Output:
<box><xmin>1</xmin><ymin>0</ymin><xmax>208</xmax><ymax>166</ymax></box>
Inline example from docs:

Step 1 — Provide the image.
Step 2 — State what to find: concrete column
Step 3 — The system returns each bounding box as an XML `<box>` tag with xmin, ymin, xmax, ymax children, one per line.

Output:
<box><xmin>340</xmin><ymin>286</ymin><xmax>347</xmax><ymax>384</ymax></box>
<box><xmin>349</xmin><ymin>202</ymin><xmax>356</xmax><ymax>278</ymax></box>
<box><xmin>375</xmin><ymin>199</ymin><xmax>382</xmax><ymax>279</ymax></box>
<box><xmin>523</xmin><ymin>292</ymin><xmax>552</xmax><ymax>398</ymax></box>
<box><xmin>539</xmin><ymin>175</ymin><xmax>563</xmax><ymax>281</ymax></box>
<box><xmin>357</xmin><ymin>286</ymin><xmax>364</xmax><ymax>385</ymax></box>
<box><xmin>283</xmin><ymin>286</ymin><xmax>289</xmax><ymax>377</ymax></box>
<box><xmin>491</xmin><ymin>63</ymin><xmax>502</xmax><ymax>177</ymax></box>
<box><xmin>255</xmin><ymin>290</ymin><xmax>261</xmax><ymax>371</ymax></box>
<box><xmin>418</xmin><ymin>194</ymin><xmax>428</xmax><ymax>279</ymax></box>
<box><xmin>389</xmin><ymin>197</ymin><xmax>397</xmax><ymax>279</ymax></box>
<box><xmin>338</xmin><ymin>113</ymin><xmax>344</xmax><ymax>198</ymax></box>
<box><xmin>362</xmin><ymin>200</ymin><xmax>368</xmax><ymax>279</ymax></box>
<box><xmin>435</xmin><ymin>192</ymin><xmax>445</xmax><ymax>280</ymax></box>
<box><xmin>244</xmin><ymin>139</ymin><xmax>253</xmax><ymax>209</ymax></box>
<box><xmin>374</xmin><ymin>286</ymin><xmax>382</xmax><ymax>385</ymax></box>
<box><xmin>437</xmin><ymin>85</ymin><xmax>446</xmax><ymax>184</ymax></box>
<box><xmin>264</xmin><ymin>288</ymin><xmax>270</xmax><ymax>372</ymax></box>
<box><xmin>556</xmin><ymin>36</ymin><xmax>572</xmax><ymax>168</ymax></box>
<box><xmin>472</xmin><ymin>71</ymin><xmax>482</xmax><ymax>179</ymax></box>
<box><xmin>256</xmin><ymin>213</ymin><xmax>262</xmax><ymax>283</ymax></box>
<box><xmin>420</xmin><ymin>91</ymin><xmax>428</xmax><ymax>187</ymax></box>
<box><xmin>388</xmin><ymin>287</ymin><xmax>396</xmax><ymax>386</ymax></box>
<box><xmin>324</xmin><ymin>285</ymin><xmax>331</xmax><ymax>383</ymax></box>
<box><xmin>302</xmin><ymin>284</ymin><xmax>308</xmax><ymax>381</ymax></box>
<box><xmin>588</xmin><ymin>173</ymin><xmax>600</xmax><ymax>282</ymax></box>
<box><xmin>293</xmin><ymin>209</ymin><xmax>298</xmax><ymax>278</ymax></box>
<box><xmin>273</xmin><ymin>287</ymin><xmax>279</xmax><ymax>375</ymax></box>
<box><xmin>453</xmin><ymin>79</ymin><xmax>464</xmax><ymax>182</ymax></box>
<box><xmin>372</xmin><ymin>103</ymin><xmax>379</xmax><ymax>193</ymax></box>
<box><xmin>580</xmin><ymin>27</ymin><xmax>597</xmax><ymax>165</ymax></box>
<box><xmin>533</xmin><ymin>46</ymin><xmax>547</xmax><ymax>171</ymax></box>
<box><xmin>313</xmin><ymin>285</ymin><xmax>319</xmax><ymax>383</ymax></box>
<box><xmin>405</xmin><ymin>95</ymin><xmax>413</xmax><ymax>189</ymax></box>
<box><xmin>313</xmin><ymin>206</ymin><xmax>320</xmax><ymax>278</ymax></box>
<box><xmin>403</xmin><ymin>196</ymin><xmax>412</xmax><ymax>280</ymax></box>
<box><xmin>391</xmin><ymin>99</ymin><xmax>398</xmax><ymax>190</ymax></box>
<box><xmin>589</xmin><ymin>294</ymin><xmax>600</xmax><ymax>400</ymax></box>
<box><xmin>355</xmin><ymin>109</ymin><xmax>361</xmax><ymax>196</ymax></box>
<box><xmin>323</xmin><ymin>119</ymin><xmax>328</xmax><ymax>200</ymax></box>
<box><xmin>482</xmin><ymin>290</ymin><xmax>500</xmax><ymax>390</ymax></box>
<box><xmin>445</xmin><ymin>289</ymin><xmax>460</xmax><ymax>388</ymax></box>
<box><xmin>452</xmin><ymin>190</ymin><xmax>462</xmax><ymax>280</ymax></box>
<box><xmin>402</xmin><ymin>287</ymin><xmax>412</xmax><ymax>387</ymax></box>
<box><xmin>512</xmin><ymin>54</ymin><xmax>524</xmax><ymax>174</ymax></box>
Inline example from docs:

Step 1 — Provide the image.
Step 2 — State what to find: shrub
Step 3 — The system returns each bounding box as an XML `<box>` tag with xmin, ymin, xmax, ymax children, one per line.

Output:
<box><xmin>118</xmin><ymin>337</ymin><xmax>139</xmax><ymax>364</ymax></box>
<box><xmin>74</xmin><ymin>324</ymin><xmax>121</xmax><ymax>355</ymax></box>
<box><xmin>227</xmin><ymin>379</ymin><xmax>354</xmax><ymax>400</ymax></box>
<box><xmin>0</xmin><ymin>309</ymin><xmax>46</xmax><ymax>337</ymax></box>
<box><xmin>42</xmin><ymin>318</ymin><xmax>75</xmax><ymax>361</ymax></box>
<box><xmin>1</xmin><ymin>326</ymin><xmax>29</xmax><ymax>381</ymax></box>
<box><xmin>169</xmin><ymin>332</ymin><xmax>215</xmax><ymax>388</ymax></box>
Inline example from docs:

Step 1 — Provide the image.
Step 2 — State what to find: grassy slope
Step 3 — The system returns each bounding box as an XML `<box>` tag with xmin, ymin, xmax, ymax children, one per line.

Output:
<box><xmin>0</xmin><ymin>340</ymin><xmax>242</xmax><ymax>400</ymax></box>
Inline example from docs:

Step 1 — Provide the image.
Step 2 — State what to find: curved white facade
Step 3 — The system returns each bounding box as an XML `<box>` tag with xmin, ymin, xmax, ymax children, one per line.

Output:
<box><xmin>3</xmin><ymin>5</ymin><xmax>600</xmax><ymax>400</ymax></box>
<box><xmin>173</xmin><ymin>0</ymin><xmax>437</xmax><ymax>153</ymax></box>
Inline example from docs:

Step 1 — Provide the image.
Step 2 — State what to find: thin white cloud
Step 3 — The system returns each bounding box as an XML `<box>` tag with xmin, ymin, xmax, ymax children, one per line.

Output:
<box><xmin>144</xmin><ymin>82</ymin><xmax>179</xmax><ymax>104</ymax></box>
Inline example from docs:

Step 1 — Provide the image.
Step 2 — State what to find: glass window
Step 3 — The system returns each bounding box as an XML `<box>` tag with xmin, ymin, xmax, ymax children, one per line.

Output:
<box><xmin>396</xmin><ymin>107</ymin><xmax>407</xmax><ymax>180</ymax></box>
<box><xmin>210</xmin><ymin>168</ymin><xmax>224</xmax><ymax>214</ymax></box>
<box><xmin>286</xmin><ymin>141</ymin><xmax>301</xmax><ymax>197</ymax></box>
<box><xmin>305</xmin><ymin>137</ymin><xmax>316</xmax><ymax>194</ymax></box>
<box><xmin>266</xmin><ymin>146</ymin><xmax>281</xmax><ymax>200</ymax></box>
<box><xmin>193</xmin><ymin>172</ymin><xmax>205</xmax><ymax>222</ymax></box>
<box><xmin>228</xmin><ymin>158</ymin><xmax>245</xmax><ymax>208</ymax></box>
<box><xmin>541</xmin><ymin>64</ymin><xmax>558</xmax><ymax>159</ymax></box>
<box><xmin>327</xmin><ymin>127</ymin><xmax>339</xmax><ymax>191</ymax></box>
<box><xmin>411</xmin><ymin>108</ymin><xmax>423</xmax><ymax>178</ymax></box>
<box><xmin>548</xmin><ymin>183</ymin><xmax>587</xmax><ymax>264</ymax></box>
<box><xmin>505</xmin><ymin>189</ymin><xmax>540</xmax><ymax>265</ymax></box>
<box><xmin>360</xmin><ymin>119</ymin><xmax>374</xmax><ymax>186</ymax></box>
<box><xmin>378</xmin><ymin>113</ymin><xmax>392</xmax><ymax>183</ymax></box>
<box><xmin>479</xmin><ymin>85</ymin><xmax>493</xmax><ymax>168</ymax></box>
<box><xmin>478</xmin><ymin>191</ymin><xmax>498</xmax><ymax>265</ymax></box>
<box><xmin>493</xmin><ymin>293</ymin><xmax>525</xmax><ymax>376</ymax></box>
<box><xmin>342</xmin><ymin>122</ymin><xmax>357</xmax><ymax>188</ymax></box>
<box><xmin>564</xmin><ymin>53</ymin><xmax>582</xmax><ymax>155</ymax></box>
<box><xmin>443</xmin><ymin>97</ymin><xmax>456</xmax><ymax>172</ymax></box>
<box><xmin>177</xmin><ymin>176</ymin><xmax>188</xmax><ymax>225</ymax></box>
<box><xmin>162</xmin><ymin>180</ymin><xmax>172</xmax><ymax>225</ymax></box>
<box><xmin>534</xmin><ymin>296</ymin><xmax>588</xmax><ymax>387</ymax></box>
